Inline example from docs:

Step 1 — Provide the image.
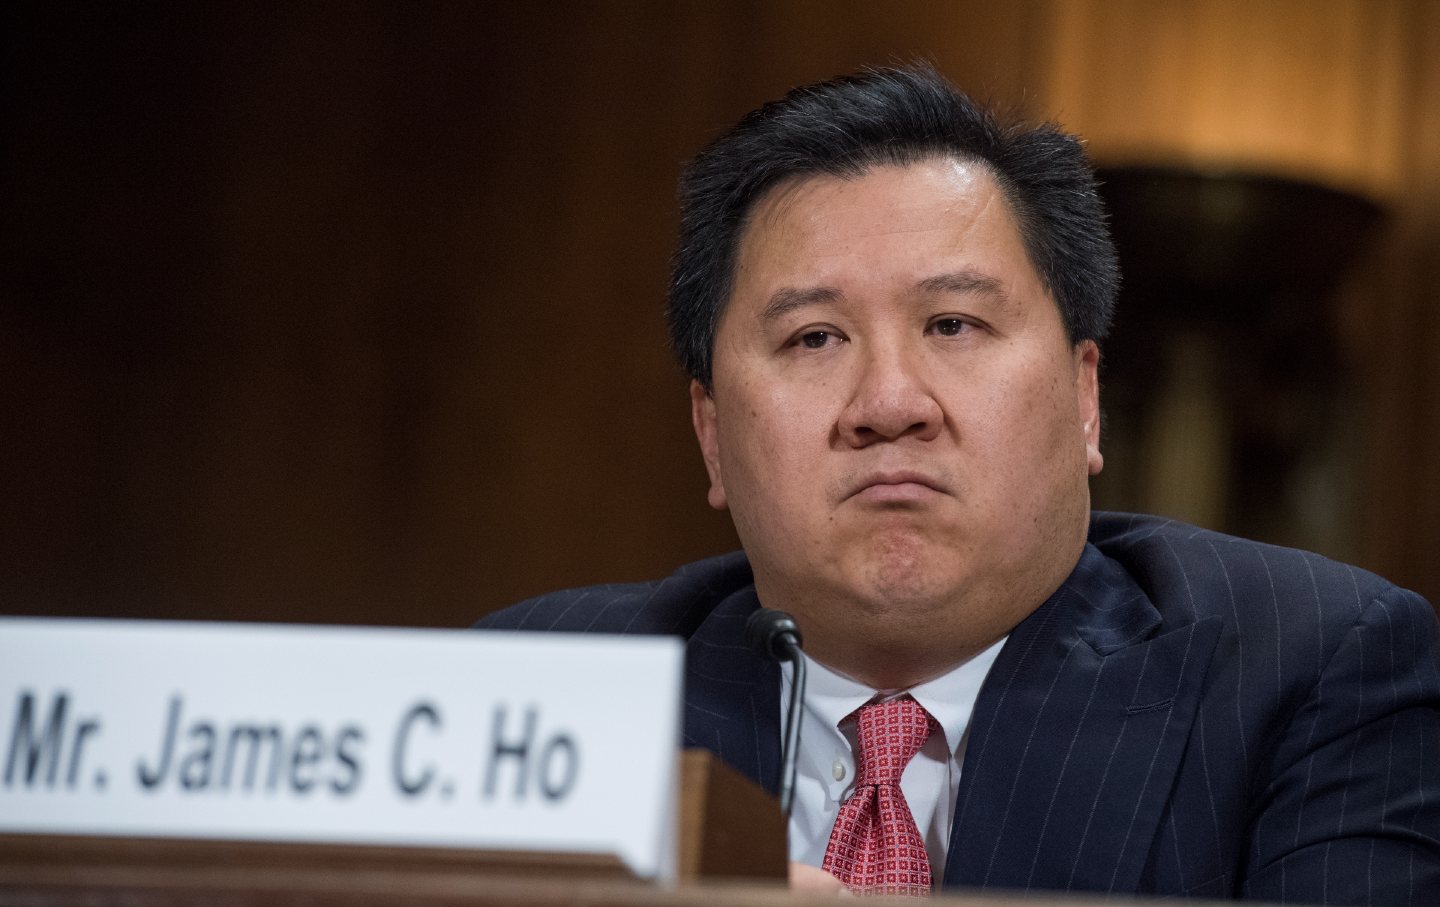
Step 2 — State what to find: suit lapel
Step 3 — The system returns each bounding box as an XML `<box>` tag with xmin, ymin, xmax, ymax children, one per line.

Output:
<box><xmin>943</xmin><ymin>543</ymin><xmax>1221</xmax><ymax>894</ymax></box>
<box><xmin>681</xmin><ymin>584</ymin><xmax>782</xmax><ymax>795</ymax></box>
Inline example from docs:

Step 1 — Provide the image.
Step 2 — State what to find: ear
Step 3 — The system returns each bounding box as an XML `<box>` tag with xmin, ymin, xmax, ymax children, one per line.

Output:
<box><xmin>689</xmin><ymin>380</ymin><xmax>729</xmax><ymax>511</ymax></box>
<box><xmin>1075</xmin><ymin>340</ymin><xmax>1104</xmax><ymax>477</ymax></box>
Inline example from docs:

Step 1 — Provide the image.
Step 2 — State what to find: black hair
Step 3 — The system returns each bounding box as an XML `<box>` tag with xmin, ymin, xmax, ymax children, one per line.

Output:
<box><xmin>667</xmin><ymin>63</ymin><xmax>1118</xmax><ymax>390</ymax></box>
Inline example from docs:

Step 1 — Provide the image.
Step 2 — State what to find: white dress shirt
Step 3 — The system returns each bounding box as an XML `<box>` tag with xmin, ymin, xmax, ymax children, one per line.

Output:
<box><xmin>780</xmin><ymin>637</ymin><xmax>1006</xmax><ymax>875</ymax></box>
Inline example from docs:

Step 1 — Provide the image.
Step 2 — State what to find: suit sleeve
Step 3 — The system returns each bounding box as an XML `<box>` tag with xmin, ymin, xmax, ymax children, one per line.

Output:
<box><xmin>1242</xmin><ymin>585</ymin><xmax>1440</xmax><ymax>904</ymax></box>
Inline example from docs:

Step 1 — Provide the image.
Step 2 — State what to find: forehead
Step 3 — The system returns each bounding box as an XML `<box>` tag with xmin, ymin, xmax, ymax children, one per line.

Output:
<box><xmin>725</xmin><ymin>158</ymin><xmax>1042</xmax><ymax>315</ymax></box>
<box><xmin>750</xmin><ymin>157</ymin><xmax>1002</xmax><ymax>230</ymax></box>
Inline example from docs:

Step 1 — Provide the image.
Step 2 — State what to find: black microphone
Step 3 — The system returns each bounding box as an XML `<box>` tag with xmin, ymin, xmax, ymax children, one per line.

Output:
<box><xmin>745</xmin><ymin>607</ymin><xmax>806</xmax><ymax>817</ymax></box>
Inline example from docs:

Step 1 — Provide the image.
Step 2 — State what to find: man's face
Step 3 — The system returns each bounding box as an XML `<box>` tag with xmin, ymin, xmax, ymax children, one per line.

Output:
<box><xmin>691</xmin><ymin>158</ymin><xmax>1102</xmax><ymax>684</ymax></box>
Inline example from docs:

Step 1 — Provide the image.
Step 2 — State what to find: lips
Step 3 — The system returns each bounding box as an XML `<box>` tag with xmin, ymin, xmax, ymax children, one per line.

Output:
<box><xmin>845</xmin><ymin>470</ymin><xmax>950</xmax><ymax>503</ymax></box>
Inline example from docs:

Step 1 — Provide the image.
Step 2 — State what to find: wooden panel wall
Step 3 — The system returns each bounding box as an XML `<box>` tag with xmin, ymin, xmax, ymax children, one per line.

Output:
<box><xmin>0</xmin><ymin>2</ymin><xmax>1037</xmax><ymax>626</ymax></box>
<box><xmin>2</xmin><ymin>1</ymin><xmax>1436</xmax><ymax>627</ymax></box>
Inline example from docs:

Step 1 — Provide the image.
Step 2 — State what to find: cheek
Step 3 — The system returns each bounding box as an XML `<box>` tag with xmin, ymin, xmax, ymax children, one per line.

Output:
<box><xmin>966</xmin><ymin>364</ymin><xmax>1084</xmax><ymax>481</ymax></box>
<box><xmin>718</xmin><ymin>391</ymin><xmax>828</xmax><ymax>500</ymax></box>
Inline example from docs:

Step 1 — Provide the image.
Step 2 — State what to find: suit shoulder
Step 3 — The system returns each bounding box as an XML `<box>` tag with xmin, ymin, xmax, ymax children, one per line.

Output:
<box><xmin>1088</xmin><ymin>511</ymin><xmax>1428</xmax><ymax>627</ymax></box>
<box><xmin>472</xmin><ymin>551</ymin><xmax>754</xmax><ymax>638</ymax></box>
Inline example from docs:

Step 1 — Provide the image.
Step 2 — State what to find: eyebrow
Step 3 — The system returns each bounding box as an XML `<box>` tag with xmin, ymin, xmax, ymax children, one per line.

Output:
<box><xmin>916</xmin><ymin>269</ymin><xmax>1008</xmax><ymax>301</ymax></box>
<box><xmin>758</xmin><ymin>269</ymin><xmax>1009</xmax><ymax>323</ymax></box>
<box><xmin>759</xmin><ymin>285</ymin><xmax>843</xmax><ymax>322</ymax></box>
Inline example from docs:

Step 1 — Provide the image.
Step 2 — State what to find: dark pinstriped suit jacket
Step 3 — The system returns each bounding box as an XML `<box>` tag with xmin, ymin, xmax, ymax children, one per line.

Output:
<box><xmin>477</xmin><ymin>512</ymin><xmax>1440</xmax><ymax>903</ymax></box>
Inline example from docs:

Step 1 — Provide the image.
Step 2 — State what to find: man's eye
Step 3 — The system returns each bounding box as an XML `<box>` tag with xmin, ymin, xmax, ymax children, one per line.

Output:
<box><xmin>798</xmin><ymin>331</ymin><xmax>832</xmax><ymax>349</ymax></box>
<box><xmin>931</xmin><ymin>318</ymin><xmax>969</xmax><ymax>336</ymax></box>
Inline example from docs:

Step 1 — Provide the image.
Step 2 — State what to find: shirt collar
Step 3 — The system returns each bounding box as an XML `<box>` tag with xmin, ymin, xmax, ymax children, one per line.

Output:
<box><xmin>795</xmin><ymin>636</ymin><xmax>1007</xmax><ymax>755</ymax></box>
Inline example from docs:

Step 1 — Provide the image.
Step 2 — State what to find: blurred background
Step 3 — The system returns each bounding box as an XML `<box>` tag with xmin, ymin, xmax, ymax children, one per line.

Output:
<box><xmin>3</xmin><ymin>0</ymin><xmax>1437</xmax><ymax>628</ymax></box>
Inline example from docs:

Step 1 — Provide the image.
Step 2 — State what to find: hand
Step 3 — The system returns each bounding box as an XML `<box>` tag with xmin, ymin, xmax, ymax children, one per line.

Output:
<box><xmin>789</xmin><ymin>861</ymin><xmax>848</xmax><ymax>894</ymax></box>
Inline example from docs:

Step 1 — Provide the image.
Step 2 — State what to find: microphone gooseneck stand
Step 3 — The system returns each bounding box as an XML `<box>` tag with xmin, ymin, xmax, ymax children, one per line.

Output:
<box><xmin>744</xmin><ymin>607</ymin><xmax>806</xmax><ymax>817</ymax></box>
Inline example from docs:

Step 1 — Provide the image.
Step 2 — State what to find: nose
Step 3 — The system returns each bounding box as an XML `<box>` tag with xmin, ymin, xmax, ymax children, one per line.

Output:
<box><xmin>837</xmin><ymin>344</ymin><xmax>943</xmax><ymax>447</ymax></box>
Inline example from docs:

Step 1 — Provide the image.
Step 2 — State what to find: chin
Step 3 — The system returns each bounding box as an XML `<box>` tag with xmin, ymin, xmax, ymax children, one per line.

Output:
<box><xmin>851</xmin><ymin>533</ymin><xmax>960</xmax><ymax>609</ymax></box>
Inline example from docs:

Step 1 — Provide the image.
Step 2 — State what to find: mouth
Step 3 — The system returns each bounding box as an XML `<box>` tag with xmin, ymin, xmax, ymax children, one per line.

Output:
<box><xmin>846</xmin><ymin>470</ymin><xmax>950</xmax><ymax>504</ymax></box>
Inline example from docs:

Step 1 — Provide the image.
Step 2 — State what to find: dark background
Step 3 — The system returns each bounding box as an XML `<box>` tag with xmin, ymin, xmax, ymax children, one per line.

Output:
<box><xmin>3</xmin><ymin>1</ymin><xmax>1438</xmax><ymax>628</ymax></box>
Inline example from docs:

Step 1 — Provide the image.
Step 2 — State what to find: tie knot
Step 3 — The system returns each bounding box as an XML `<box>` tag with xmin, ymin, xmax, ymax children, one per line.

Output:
<box><xmin>850</xmin><ymin>696</ymin><xmax>934</xmax><ymax>787</ymax></box>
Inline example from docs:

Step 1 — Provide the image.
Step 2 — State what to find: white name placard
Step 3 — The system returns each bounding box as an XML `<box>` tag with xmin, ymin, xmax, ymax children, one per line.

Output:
<box><xmin>0</xmin><ymin>618</ymin><xmax>683</xmax><ymax>879</ymax></box>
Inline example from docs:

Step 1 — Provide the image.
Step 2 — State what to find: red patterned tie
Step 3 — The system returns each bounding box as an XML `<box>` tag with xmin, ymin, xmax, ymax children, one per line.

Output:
<box><xmin>822</xmin><ymin>696</ymin><xmax>936</xmax><ymax>895</ymax></box>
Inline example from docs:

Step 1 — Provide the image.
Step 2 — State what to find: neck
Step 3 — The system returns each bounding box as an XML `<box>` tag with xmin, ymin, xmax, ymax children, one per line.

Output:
<box><xmin>802</xmin><ymin>629</ymin><xmax>1005</xmax><ymax>690</ymax></box>
<box><xmin>756</xmin><ymin>567</ymin><xmax>1065</xmax><ymax>690</ymax></box>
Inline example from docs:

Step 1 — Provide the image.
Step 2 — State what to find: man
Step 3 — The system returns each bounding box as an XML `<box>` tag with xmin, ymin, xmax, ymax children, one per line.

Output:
<box><xmin>478</xmin><ymin>66</ymin><xmax>1440</xmax><ymax>902</ymax></box>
